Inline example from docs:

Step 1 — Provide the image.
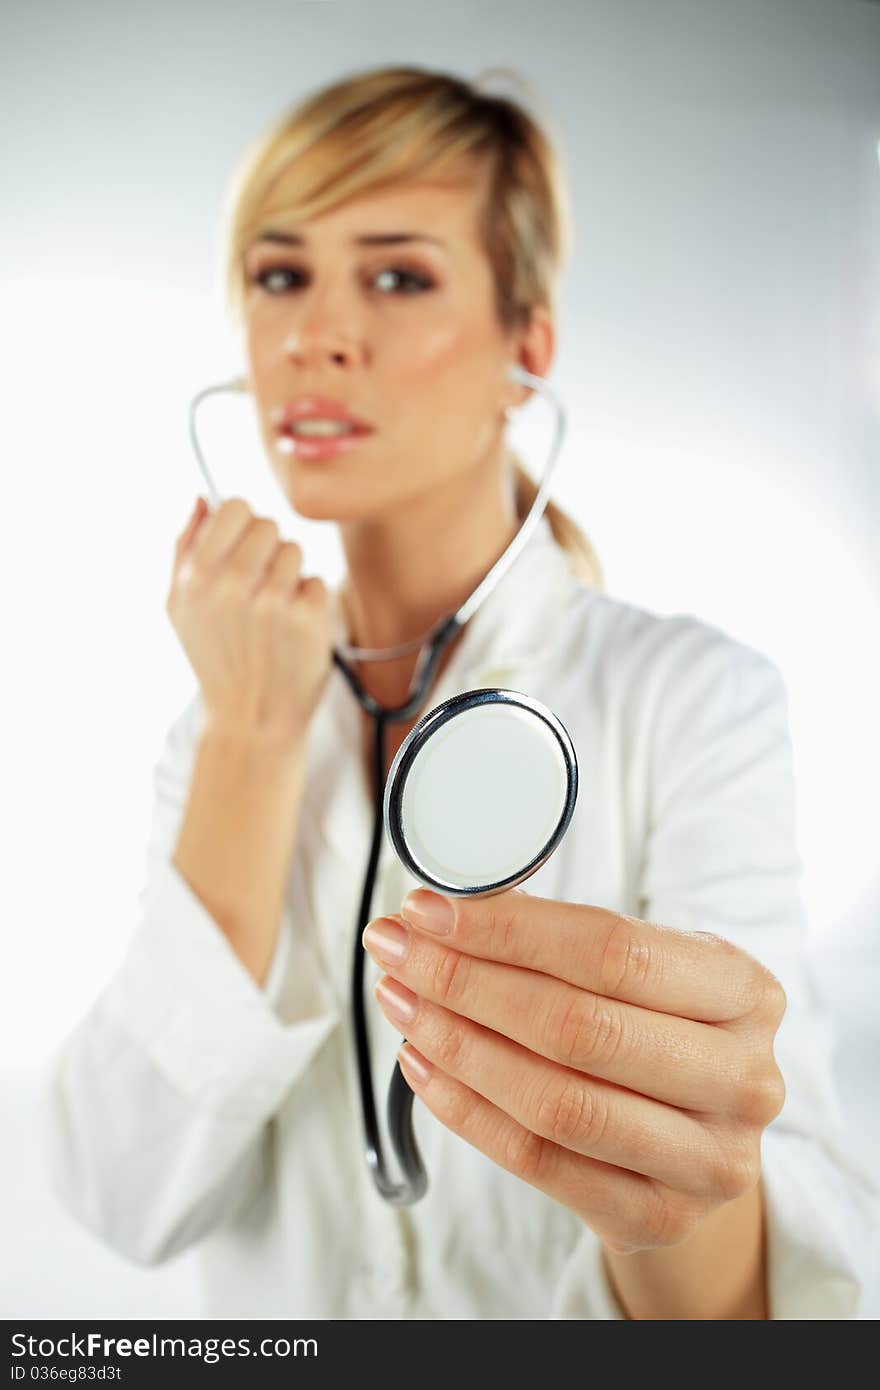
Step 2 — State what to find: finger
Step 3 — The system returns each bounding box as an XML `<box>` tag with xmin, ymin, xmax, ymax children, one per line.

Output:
<box><xmin>227</xmin><ymin>516</ymin><xmax>280</xmax><ymax>581</ymax></box>
<box><xmin>174</xmin><ymin>495</ymin><xmax>207</xmax><ymax>556</ymax></box>
<box><xmin>378</xmin><ymin>981</ymin><xmax>732</xmax><ymax>1198</ymax></box>
<box><xmin>364</xmin><ymin>921</ymin><xmax>740</xmax><ymax>1113</ymax></box>
<box><xmin>188</xmin><ymin>496</ymin><xmax>256</xmax><ymax>570</ymax></box>
<box><xmin>180</xmin><ymin>494</ymin><xmax>205</xmax><ymax>538</ymax></box>
<box><xmin>394</xmin><ymin>1041</ymin><xmax>678</xmax><ymax>1252</ymax></box>
<box><xmin>173</xmin><ymin>497</ymin><xmax>212</xmax><ymax>585</ymax></box>
<box><xmin>298</xmin><ymin>573</ymin><xmax>328</xmax><ymax>604</ymax></box>
<box><xmin>399</xmin><ymin>890</ymin><xmax>761</xmax><ymax>1023</ymax></box>
<box><xmin>260</xmin><ymin>539</ymin><xmax>303</xmax><ymax>595</ymax></box>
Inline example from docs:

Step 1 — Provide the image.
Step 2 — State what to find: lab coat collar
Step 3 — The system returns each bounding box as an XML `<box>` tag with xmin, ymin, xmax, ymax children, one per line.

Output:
<box><xmin>306</xmin><ymin>512</ymin><xmax>584</xmax><ymax>868</ymax></box>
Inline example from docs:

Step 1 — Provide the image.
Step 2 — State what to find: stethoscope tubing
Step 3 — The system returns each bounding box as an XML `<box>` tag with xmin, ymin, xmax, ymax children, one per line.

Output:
<box><xmin>187</xmin><ymin>365</ymin><xmax>567</xmax><ymax>1204</ymax></box>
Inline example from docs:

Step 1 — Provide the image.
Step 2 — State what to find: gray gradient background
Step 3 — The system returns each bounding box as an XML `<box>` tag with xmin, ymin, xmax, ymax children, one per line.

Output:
<box><xmin>2</xmin><ymin>0</ymin><xmax>878</xmax><ymax>1317</ymax></box>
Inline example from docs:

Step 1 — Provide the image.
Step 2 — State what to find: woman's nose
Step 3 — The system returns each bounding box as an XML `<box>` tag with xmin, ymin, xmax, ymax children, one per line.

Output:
<box><xmin>283</xmin><ymin>332</ymin><xmax>362</xmax><ymax>370</ymax></box>
<box><xmin>281</xmin><ymin>287</ymin><xmax>366</xmax><ymax>369</ymax></box>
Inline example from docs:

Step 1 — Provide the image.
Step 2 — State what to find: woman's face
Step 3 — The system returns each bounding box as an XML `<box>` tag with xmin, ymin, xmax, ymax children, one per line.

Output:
<box><xmin>240</xmin><ymin>166</ymin><xmax>547</xmax><ymax>523</ymax></box>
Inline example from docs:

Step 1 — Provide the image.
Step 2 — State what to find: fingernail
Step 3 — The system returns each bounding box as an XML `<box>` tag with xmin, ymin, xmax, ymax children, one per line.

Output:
<box><xmin>400</xmin><ymin>890</ymin><xmax>455</xmax><ymax>935</ymax></box>
<box><xmin>397</xmin><ymin>1043</ymin><xmax>433</xmax><ymax>1085</ymax></box>
<box><xmin>362</xmin><ymin>919</ymin><xmax>409</xmax><ymax>963</ymax></box>
<box><xmin>374</xmin><ymin>977</ymin><xmax>418</xmax><ymax>1024</ymax></box>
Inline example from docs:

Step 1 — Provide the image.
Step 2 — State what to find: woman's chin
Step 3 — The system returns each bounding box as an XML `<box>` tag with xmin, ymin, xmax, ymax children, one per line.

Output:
<box><xmin>280</xmin><ymin>477</ymin><xmax>377</xmax><ymax>523</ymax></box>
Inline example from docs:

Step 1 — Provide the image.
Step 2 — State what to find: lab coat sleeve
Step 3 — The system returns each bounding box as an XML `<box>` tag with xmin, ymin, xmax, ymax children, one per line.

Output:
<box><xmin>42</xmin><ymin>687</ymin><xmax>341</xmax><ymax>1268</ymax></box>
<box><xmin>550</xmin><ymin>621</ymin><xmax>880</xmax><ymax>1319</ymax></box>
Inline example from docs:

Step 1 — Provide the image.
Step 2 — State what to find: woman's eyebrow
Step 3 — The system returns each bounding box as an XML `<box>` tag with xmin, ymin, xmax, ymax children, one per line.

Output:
<box><xmin>252</xmin><ymin>230</ymin><xmax>447</xmax><ymax>248</ymax></box>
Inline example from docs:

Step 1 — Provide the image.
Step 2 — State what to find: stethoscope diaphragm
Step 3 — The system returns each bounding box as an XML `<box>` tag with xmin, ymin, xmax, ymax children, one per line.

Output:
<box><xmin>383</xmin><ymin>687</ymin><xmax>578</xmax><ymax>898</ymax></box>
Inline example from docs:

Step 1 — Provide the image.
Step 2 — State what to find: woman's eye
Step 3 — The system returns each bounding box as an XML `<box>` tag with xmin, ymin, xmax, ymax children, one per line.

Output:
<box><xmin>250</xmin><ymin>265</ymin><xmax>434</xmax><ymax>296</ymax></box>
<box><xmin>372</xmin><ymin>267</ymin><xmax>434</xmax><ymax>294</ymax></box>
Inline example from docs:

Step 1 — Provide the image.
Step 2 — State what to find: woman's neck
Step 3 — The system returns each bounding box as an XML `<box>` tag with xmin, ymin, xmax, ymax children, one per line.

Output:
<box><xmin>337</xmin><ymin>454</ymin><xmax>519</xmax><ymax>708</ymax></box>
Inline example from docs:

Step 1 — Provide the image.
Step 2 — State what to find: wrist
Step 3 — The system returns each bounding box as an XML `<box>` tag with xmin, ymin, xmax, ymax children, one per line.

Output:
<box><xmin>600</xmin><ymin>1181</ymin><xmax>768</xmax><ymax>1320</ymax></box>
<box><xmin>200</xmin><ymin>719</ymin><xmax>309</xmax><ymax>765</ymax></box>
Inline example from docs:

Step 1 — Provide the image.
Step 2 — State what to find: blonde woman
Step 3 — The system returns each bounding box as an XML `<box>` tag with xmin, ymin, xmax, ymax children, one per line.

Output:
<box><xmin>45</xmin><ymin>64</ymin><xmax>877</xmax><ymax>1320</ymax></box>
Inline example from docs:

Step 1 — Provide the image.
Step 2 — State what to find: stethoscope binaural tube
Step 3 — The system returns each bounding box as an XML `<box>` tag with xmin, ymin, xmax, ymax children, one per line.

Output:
<box><xmin>188</xmin><ymin>363</ymin><xmax>569</xmax><ymax>1205</ymax></box>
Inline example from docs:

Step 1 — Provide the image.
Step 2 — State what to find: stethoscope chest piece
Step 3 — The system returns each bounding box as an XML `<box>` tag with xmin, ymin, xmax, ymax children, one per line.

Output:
<box><xmin>383</xmin><ymin>688</ymin><xmax>578</xmax><ymax>897</ymax></box>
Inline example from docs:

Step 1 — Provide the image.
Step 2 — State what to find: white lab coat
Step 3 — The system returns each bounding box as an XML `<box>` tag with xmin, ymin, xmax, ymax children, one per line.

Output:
<box><xmin>43</xmin><ymin>514</ymin><xmax>879</xmax><ymax>1318</ymax></box>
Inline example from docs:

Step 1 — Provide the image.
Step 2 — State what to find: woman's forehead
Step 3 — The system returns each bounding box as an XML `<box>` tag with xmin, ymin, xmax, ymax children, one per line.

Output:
<box><xmin>252</xmin><ymin>171</ymin><xmax>485</xmax><ymax>249</ymax></box>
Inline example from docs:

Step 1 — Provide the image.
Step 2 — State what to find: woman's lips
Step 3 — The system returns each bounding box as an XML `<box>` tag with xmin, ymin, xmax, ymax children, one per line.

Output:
<box><xmin>275</xmin><ymin>429</ymin><xmax>374</xmax><ymax>461</ymax></box>
<box><xmin>275</xmin><ymin>397</ymin><xmax>374</xmax><ymax>432</ymax></box>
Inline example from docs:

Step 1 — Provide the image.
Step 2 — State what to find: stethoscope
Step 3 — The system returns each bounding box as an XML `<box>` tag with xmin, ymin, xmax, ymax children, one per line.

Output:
<box><xmin>188</xmin><ymin>362</ymin><xmax>579</xmax><ymax>1205</ymax></box>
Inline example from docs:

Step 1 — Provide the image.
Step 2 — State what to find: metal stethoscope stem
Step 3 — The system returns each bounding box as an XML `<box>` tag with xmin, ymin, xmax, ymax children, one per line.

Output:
<box><xmin>188</xmin><ymin>364</ymin><xmax>567</xmax><ymax>1203</ymax></box>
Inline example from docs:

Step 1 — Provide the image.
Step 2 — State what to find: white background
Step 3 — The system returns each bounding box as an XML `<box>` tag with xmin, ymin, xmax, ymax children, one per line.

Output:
<box><xmin>2</xmin><ymin>0</ymin><xmax>878</xmax><ymax>1317</ymax></box>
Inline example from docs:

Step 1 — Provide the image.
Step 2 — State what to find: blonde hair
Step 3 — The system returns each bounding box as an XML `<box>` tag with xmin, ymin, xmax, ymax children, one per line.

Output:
<box><xmin>221</xmin><ymin>63</ymin><xmax>603</xmax><ymax>589</ymax></box>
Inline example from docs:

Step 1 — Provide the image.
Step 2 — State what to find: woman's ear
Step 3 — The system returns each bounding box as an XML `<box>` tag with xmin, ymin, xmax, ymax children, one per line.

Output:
<box><xmin>509</xmin><ymin>308</ymin><xmax>555</xmax><ymax>407</ymax></box>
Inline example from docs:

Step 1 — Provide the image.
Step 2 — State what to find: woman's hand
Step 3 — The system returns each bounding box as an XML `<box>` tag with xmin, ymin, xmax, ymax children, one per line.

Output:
<box><xmin>166</xmin><ymin>496</ymin><xmax>333</xmax><ymax>750</ymax></box>
<box><xmin>362</xmin><ymin>888</ymin><xmax>786</xmax><ymax>1256</ymax></box>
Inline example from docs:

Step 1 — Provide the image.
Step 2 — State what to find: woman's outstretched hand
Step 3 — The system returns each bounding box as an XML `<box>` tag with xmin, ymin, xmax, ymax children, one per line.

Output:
<box><xmin>362</xmin><ymin>888</ymin><xmax>786</xmax><ymax>1256</ymax></box>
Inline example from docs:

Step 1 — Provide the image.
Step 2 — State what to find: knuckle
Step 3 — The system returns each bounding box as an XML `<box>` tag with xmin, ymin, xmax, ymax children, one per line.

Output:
<box><xmin>176</xmin><ymin>563</ymin><xmax>205</xmax><ymax>596</ymax></box>
<box><xmin>695</xmin><ymin>929</ymin><xmax>740</xmax><ymax>972</ymax></box>
<box><xmin>433</xmin><ymin>1020</ymin><xmax>467</xmax><ymax>1073</ymax></box>
<box><xmin>214</xmin><ymin>574</ymin><xmax>248</xmax><ymax>604</ymax></box>
<box><xmin>696</xmin><ymin>933</ymin><xmax>765</xmax><ymax>1017</ymax></box>
<box><xmin>442</xmin><ymin>1079</ymin><xmax>483</xmax><ymax>1135</ymax></box>
<box><xmin>736</xmin><ymin>958</ymin><xmax>765</xmax><ymax>1017</ymax></box>
<box><xmin>431</xmin><ymin>947</ymin><xmax>472</xmax><ymax>1009</ymax></box>
<box><xmin>550</xmin><ymin>991</ymin><xmax>624</xmax><ymax>1071</ymax></box>
<box><xmin>766</xmin><ymin>1068</ymin><xmax>787</xmax><ymax>1121</ymax></box>
<box><xmin>501</xmin><ymin>1122</ymin><xmax>546</xmax><ymax>1183</ymax></box>
<box><xmin>252</xmin><ymin>585</ymin><xmax>287</xmax><ymax>616</ymax></box>
<box><xmin>534</xmin><ymin>1074</ymin><xmax>605</xmax><ymax>1150</ymax></box>
<box><xmin>547</xmin><ymin>993</ymin><xmax>586</xmax><ymax>1067</ymax></box>
<box><xmin>736</xmin><ymin>1065</ymin><xmax>786</xmax><ymax>1127</ymax></box>
<box><xmin>597</xmin><ymin>914</ymin><xmax>653</xmax><ymax>997</ymax></box>
<box><xmin>707</xmin><ymin>1134</ymin><xmax>761</xmax><ymax>1202</ymax></box>
<box><xmin>733</xmin><ymin>954</ymin><xmax>777</xmax><ymax>1019</ymax></box>
<box><xmin>301</xmin><ymin>575</ymin><xmax>327</xmax><ymax>604</ymax></box>
<box><xmin>756</xmin><ymin>969</ymin><xmax>787</xmax><ymax>1024</ymax></box>
<box><xmin>642</xmin><ymin>1189</ymin><xmax>696</xmax><ymax>1249</ymax></box>
<box><xmin>247</xmin><ymin>518</ymin><xmax>279</xmax><ymax>554</ymax></box>
<box><xmin>221</xmin><ymin>497</ymin><xmax>251</xmax><ymax>521</ymax></box>
<box><xmin>488</xmin><ymin>897</ymin><xmax>521</xmax><ymax>962</ymax></box>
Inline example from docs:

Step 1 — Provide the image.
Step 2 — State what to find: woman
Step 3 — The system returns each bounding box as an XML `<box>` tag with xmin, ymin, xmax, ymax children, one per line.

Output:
<box><xmin>45</xmin><ymin>64</ymin><xmax>877</xmax><ymax>1319</ymax></box>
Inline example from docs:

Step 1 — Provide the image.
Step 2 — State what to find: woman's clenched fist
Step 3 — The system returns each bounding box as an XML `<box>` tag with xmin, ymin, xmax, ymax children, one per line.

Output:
<box><xmin>166</xmin><ymin>496</ymin><xmax>334</xmax><ymax>750</ymax></box>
